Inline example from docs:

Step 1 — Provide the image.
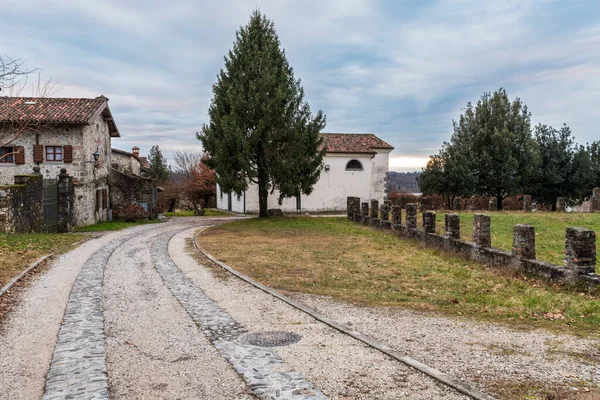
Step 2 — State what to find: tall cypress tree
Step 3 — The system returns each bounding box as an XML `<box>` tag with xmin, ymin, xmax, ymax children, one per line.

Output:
<box><xmin>198</xmin><ymin>10</ymin><xmax>326</xmax><ymax>217</ymax></box>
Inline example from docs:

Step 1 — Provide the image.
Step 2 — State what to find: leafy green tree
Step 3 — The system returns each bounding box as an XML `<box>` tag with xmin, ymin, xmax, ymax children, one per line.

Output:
<box><xmin>432</xmin><ymin>89</ymin><xmax>538</xmax><ymax>210</ymax></box>
<box><xmin>419</xmin><ymin>144</ymin><xmax>476</xmax><ymax>208</ymax></box>
<box><xmin>588</xmin><ymin>141</ymin><xmax>600</xmax><ymax>188</ymax></box>
<box><xmin>533</xmin><ymin>124</ymin><xmax>574</xmax><ymax>208</ymax></box>
<box><xmin>570</xmin><ymin>145</ymin><xmax>596</xmax><ymax>201</ymax></box>
<box><xmin>147</xmin><ymin>145</ymin><xmax>169</xmax><ymax>183</ymax></box>
<box><xmin>198</xmin><ymin>11</ymin><xmax>326</xmax><ymax>217</ymax></box>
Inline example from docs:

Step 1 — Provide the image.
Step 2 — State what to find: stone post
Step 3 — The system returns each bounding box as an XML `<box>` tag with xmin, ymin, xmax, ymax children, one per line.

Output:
<box><xmin>347</xmin><ymin>197</ymin><xmax>361</xmax><ymax>220</ymax></box>
<box><xmin>380</xmin><ymin>202</ymin><xmax>390</xmax><ymax>221</ymax></box>
<box><xmin>556</xmin><ymin>197</ymin><xmax>566</xmax><ymax>212</ymax></box>
<box><xmin>564</xmin><ymin>228</ymin><xmax>596</xmax><ymax>274</ymax></box>
<box><xmin>512</xmin><ymin>224</ymin><xmax>536</xmax><ymax>259</ymax></box>
<box><xmin>58</xmin><ymin>168</ymin><xmax>74</xmax><ymax>233</ymax></box>
<box><xmin>488</xmin><ymin>198</ymin><xmax>497</xmax><ymax>211</ymax></box>
<box><xmin>361</xmin><ymin>202</ymin><xmax>369</xmax><ymax>217</ymax></box>
<box><xmin>473</xmin><ymin>214</ymin><xmax>491</xmax><ymax>247</ymax></box>
<box><xmin>391</xmin><ymin>206</ymin><xmax>402</xmax><ymax>226</ymax></box>
<box><xmin>591</xmin><ymin>188</ymin><xmax>600</xmax><ymax>212</ymax></box>
<box><xmin>423</xmin><ymin>211</ymin><xmax>436</xmax><ymax>234</ymax></box>
<box><xmin>444</xmin><ymin>214</ymin><xmax>460</xmax><ymax>239</ymax></box>
<box><xmin>405</xmin><ymin>203</ymin><xmax>417</xmax><ymax>230</ymax></box>
<box><xmin>523</xmin><ymin>195</ymin><xmax>533</xmax><ymax>212</ymax></box>
<box><xmin>370</xmin><ymin>200</ymin><xmax>379</xmax><ymax>219</ymax></box>
<box><xmin>452</xmin><ymin>197</ymin><xmax>462</xmax><ymax>211</ymax></box>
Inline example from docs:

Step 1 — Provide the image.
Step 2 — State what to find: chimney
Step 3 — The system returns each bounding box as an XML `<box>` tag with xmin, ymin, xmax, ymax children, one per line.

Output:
<box><xmin>132</xmin><ymin>146</ymin><xmax>140</xmax><ymax>158</ymax></box>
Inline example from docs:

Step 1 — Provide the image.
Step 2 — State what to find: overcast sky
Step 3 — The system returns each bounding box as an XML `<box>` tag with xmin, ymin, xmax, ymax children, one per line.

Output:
<box><xmin>1</xmin><ymin>0</ymin><xmax>599</xmax><ymax>171</ymax></box>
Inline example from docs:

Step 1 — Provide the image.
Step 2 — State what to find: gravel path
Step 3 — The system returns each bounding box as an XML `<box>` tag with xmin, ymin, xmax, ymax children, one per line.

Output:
<box><xmin>1</xmin><ymin>217</ymin><xmax>537</xmax><ymax>400</ymax></box>
<box><xmin>287</xmin><ymin>293</ymin><xmax>600</xmax><ymax>393</ymax></box>
<box><xmin>103</xmin><ymin>223</ymin><xmax>253</xmax><ymax>399</ymax></box>
<box><xmin>178</xmin><ymin>227</ymin><xmax>470</xmax><ymax>399</ymax></box>
<box><xmin>0</xmin><ymin>224</ymin><xmax>159</xmax><ymax>400</ymax></box>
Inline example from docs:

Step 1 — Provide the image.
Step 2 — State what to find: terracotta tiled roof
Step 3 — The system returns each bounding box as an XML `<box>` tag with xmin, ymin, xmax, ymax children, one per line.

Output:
<box><xmin>320</xmin><ymin>133</ymin><xmax>394</xmax><ymax>154</ymax></box>
<box><xmin>0</xmin><ymin>96</ymin><xmax>120</xmax><ymax>137</ymax></box>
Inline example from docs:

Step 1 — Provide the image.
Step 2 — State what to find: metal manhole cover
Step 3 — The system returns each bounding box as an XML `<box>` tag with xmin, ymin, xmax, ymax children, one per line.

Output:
<box><xmin>241</xmin><ymin>331</ymin><xmax>302</xmax><ymax>347</ymax></box>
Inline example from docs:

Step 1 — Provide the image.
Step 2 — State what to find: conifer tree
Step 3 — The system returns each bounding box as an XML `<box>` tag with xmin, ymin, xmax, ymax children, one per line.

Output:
<box><xmin>147</xmin><ymin>145</ymin><xmax>169</xmax><ymax>183</ymax></box>
<box><xmin>198</xmin><ymin>10</ymin><xmax>326</xmax><ymax>217</ymax></box>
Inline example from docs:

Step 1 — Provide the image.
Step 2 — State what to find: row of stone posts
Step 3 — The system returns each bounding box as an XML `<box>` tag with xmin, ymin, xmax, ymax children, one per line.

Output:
<box><xmin>350</xmin><ymin>197</ymin><xmax>597</xmax><ymax>277</ymax></box>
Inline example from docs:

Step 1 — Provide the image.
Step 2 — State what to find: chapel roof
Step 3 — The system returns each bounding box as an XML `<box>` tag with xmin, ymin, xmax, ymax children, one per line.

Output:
<box><xmin>320</xmin><ymin>133</ymin><xmax>394</xmax><ymax>154</ymax></box>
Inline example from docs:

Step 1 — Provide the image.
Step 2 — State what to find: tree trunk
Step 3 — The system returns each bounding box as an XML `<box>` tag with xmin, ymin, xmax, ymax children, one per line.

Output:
<box><xmin>496</xmin><ymin>194</ymin><xmax>503</xmax><ymax>211</ymax></box>
<box><xmin>258</xmin><ymin>182</ymin><xmax>268</xmax><ymax>217</ymax></box>
<box><xmin>256</xmin><ymin>142</ymin><xmax>269</xmax><ymax>218</ymax></box>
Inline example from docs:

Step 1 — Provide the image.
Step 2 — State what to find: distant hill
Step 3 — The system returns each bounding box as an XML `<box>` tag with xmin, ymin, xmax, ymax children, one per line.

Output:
<box><xmin>387</xmin><ymin>171</ymin><xmax>421</xmax><ymax>193</ymax></box>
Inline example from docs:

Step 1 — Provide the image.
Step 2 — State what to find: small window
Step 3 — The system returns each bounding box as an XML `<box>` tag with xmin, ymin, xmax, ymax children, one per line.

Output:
<box><xmin>345</xmin><ymin>159</ymin><xmax>363</xmax><ymax>171</ymax></box>
<box><xmin>0</xmin><ymin>147</ymin><xmax>14</xmax><ymax>163</ymax></box>
<box><xmin>46</xmin><ymin>146</ymin><xmax>63</xmax><ymax>161</ymax></box>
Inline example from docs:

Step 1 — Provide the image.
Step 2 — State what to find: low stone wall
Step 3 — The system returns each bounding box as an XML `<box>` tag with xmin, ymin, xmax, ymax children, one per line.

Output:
<box><xmin>109</xmin><ymin>168</ymin><xmax>156</xmax><ymax>218</ymax></box>
<box><xmin>0</xmin><ymin>173</ymin><xmax>44</xmax><ymax>233</ymax></box>
<box><xmin>350</xmin><ymin>197</ymin><xmax>600</xmax><ymax>286</ymax></box>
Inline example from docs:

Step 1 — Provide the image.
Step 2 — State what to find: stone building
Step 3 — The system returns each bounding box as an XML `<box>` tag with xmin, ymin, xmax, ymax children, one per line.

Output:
<box><xmin>0</xmin><ymin>96</ymin><xmax>120</xmax><ymax>226</ymax></box>
<box><xmin>110</xmin><ymin>146</ymin><xmax>158</xmax><ymax>217</ymax></box>
<box><xmin>216</xmin><ymin>133</ymin><xmax>393</xmax><ymax>213</ymax></box>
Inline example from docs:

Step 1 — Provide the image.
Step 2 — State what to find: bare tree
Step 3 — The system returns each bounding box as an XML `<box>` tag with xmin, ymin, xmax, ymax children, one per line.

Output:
<box><xmin>172</xmin><ymin>150</ymin><xmax>204</xmax><ymax>179</ymax></box>
<box><xmin>0</xmin><ymin>57</ymin><xmax>57</xmax><ymax>163</ymax></box>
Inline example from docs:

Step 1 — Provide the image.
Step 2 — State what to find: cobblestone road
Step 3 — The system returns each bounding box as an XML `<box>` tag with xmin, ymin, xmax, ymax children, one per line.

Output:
<box><xmin>0</xmin><ymin>218</ymin><xmax>471</xmax><ymax>400</ymax></box>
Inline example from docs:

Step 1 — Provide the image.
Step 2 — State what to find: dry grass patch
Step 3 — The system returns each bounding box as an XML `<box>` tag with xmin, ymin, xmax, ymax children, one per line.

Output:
<box><xmin>198</xmin><ymin>217</ymin><xmax>600</xmax><ymax>336</ymax></box>
<box><xmin>0</xmin><ymin>233</ymin><xmax>86</xmax><ymax>287</ymax></box>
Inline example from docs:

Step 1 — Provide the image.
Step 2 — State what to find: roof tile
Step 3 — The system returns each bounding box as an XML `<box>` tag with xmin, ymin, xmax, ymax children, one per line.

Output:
<box><xmin>0</xmin><ymin>97</ymin><xmax>106</xmax><ymax>124</ymax></box>
<box><xmin>320</xmin><ymin>133</ymin><xmax>394</xmax><ymax>153</ymax></box>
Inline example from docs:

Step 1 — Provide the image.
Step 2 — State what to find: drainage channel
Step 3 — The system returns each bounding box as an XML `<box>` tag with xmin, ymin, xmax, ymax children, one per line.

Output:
<box><xmin>151</xmin><ymin>232</ymin><xmax>327</xmax><ymax>400</ymax></box>
<box><xmin>193</xmin><ymin>229</ymin><xmax>498</xmax><ymax>400</ymax></box>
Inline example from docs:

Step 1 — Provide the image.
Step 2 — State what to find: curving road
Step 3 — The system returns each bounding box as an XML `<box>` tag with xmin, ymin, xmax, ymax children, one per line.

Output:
<box><xmin>0</xmin><ymin>217</ymin><xmax>471</xmax><ymax>400</ymax></box>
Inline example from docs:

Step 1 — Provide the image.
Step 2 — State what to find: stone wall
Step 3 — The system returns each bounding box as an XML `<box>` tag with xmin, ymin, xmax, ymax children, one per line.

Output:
<box><xmin>0</xmin><ymin>173</ymin><xmax>44</xmax><ymax>233</ymax></box>
<box><xmin>348</xmin><ymin>196</ymin><xmax>600</xmax><ymax>287</ymax></box>
<box><xmin>111</xmin><ymin>149</ymin><xmax>141</xmax><ymax>176</ymax></box>
<box><xmin>109</xmin><ymin>168</ymin><xmax>156</xmax><ymax>218</ymax></box>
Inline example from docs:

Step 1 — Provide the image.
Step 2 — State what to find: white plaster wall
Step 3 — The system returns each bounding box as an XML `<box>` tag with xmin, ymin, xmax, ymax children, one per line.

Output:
<box><xmin>216</xmin><ymin>150</ymin><xmax>391</xmax><ymax>213</ymax></box>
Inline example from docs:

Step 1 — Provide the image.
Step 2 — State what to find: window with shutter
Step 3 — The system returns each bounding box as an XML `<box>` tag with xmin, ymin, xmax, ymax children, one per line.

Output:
<box><xmin>14</xmin><ymin>146</ymin><xmax>25</xmax><ymax>164</ymax></box>
<box><xmin>33</xmin><ymin>144</ymin><xmax>44</xmax><ymax>163</ymax></box>
<box><xmin>0</xmin><ymin>147</ymin><xmax>14</xmax><ymax>164</ymax></box>
<box><xmin>63</xmin><ymin>145</ymin><xmax>73</xmax><ymax>163</ymax></box>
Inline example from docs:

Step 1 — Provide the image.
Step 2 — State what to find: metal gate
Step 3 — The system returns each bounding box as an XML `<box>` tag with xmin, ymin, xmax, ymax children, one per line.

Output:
<box><xmin>43</xmin><ymin>179</ymin><xmax>58</xmax><ymax>233</ymax></box>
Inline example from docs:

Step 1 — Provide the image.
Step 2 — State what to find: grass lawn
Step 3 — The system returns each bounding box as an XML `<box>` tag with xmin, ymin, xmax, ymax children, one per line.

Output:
<box><xmin>198</xmin><ymin>217</ymin><xmax>600</xmax><ymax>336</ymax></box>
<box><xmin>73</xmin><ymin>219</ymin><xmax>161</xmax><ymax>232</ymax></box>
<box><xmin>0</xmin><ymin>233</ymin><xmax>86</xmax><ymax>287</ymax></box>
<box><xmin>166</xmin><ymin>209</ymin><xmax>233</xmax><ymax>217</ymax></box>
<box><xmin>419</xmin><ymin>211</ymin><xmax>600</xmax><ymax>265</ymax></box>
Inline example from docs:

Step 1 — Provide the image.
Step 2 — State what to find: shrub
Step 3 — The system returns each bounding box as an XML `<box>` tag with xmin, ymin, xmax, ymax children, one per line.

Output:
<box><xmin>114</xmin><ymin>204</ymin><xmax>147</xmax><ymax>222</ymax></box>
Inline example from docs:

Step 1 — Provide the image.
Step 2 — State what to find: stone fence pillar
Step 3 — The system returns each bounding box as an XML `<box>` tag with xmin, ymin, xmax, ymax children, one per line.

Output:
<box><xmin>488</xmin><ymin>198</ymin><xmax>497</xmax><ymax>211</ymax></box>
<box><xmin>58</xmin><ymin>168</ymin><xmax>74</xmax><ymax>233</ymax></box>
<box><xmin>391</xmin><ymin>206</ymin><xmax>402</xmax><ymax>226</ymax></box>
<box><xmin>523</xmin><ymin>195</ymin><xmax>533</xmax><ymax>212</ymax></box>
<box><xmin>591</xmin><ymin>188</ymin><xmax>600</xmax><ymax>212</ymax></box>
<box><xmin>370</xmin><ymin>200</ymin><xmax>379</xmax><ymax>219</ymax></box>
<box><xmin>423</xmin><ymin>211</ymin><xmax>436</xmax><ymax>234</ymax></box>
<box><xmin>361</xmin><ymin>202</ymin><xmax>369</xmax><ymax>217</ymax></box>
<box><xmin>512</xmin><ymin>224</ymin><xmax>536</xmax><ymax>259</ymax></box>
<box><xmin>556</xmin><ymin>197</ymin><xmax>566</xmax><ymax>212</ymax></box>
<box><xmin>406</xmin><ymin>203</ymin><xmax>417</xmax><ymax>230</ymax></box>
<box><xmin>347</xmin><ymin>197</ymin><xmax>360</xmax><ymax>220</ymax></box>
<box><xmin>380</xmin><ymin>202</ymin><xmax>390</xmax><ymax>221</ymax></box>
<box><xmin>564</xmin><ymin>228</ymin><xmax>596</xmax><ymax>274</ymax></box>
<box><xmin>445</xmin><ymin>214</ymin><xmax>460</xmax><ymax>239</ymax></box>
<box><xmin>473</xmin><ymin>214</ymin><xmax>491</xmax><ymax>247</ymax></box>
